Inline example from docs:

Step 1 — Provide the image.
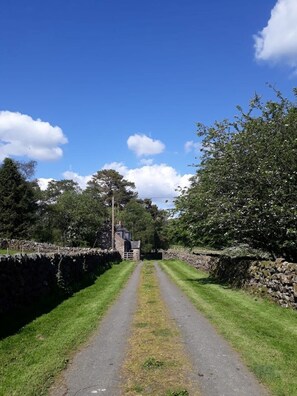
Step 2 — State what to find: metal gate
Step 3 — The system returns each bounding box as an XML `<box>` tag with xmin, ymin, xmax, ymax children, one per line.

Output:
<box><xmin>124</xmin><ymin>251</ymin><xmax>134</xmax><ymax>260</ymax></box>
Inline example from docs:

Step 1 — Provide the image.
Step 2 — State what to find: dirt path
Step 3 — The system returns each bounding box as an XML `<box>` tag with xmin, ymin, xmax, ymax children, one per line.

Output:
<box><xmin>50</xmin><ymin>261</ymin><xmax>269</xmax><ymax>396</ymax></box>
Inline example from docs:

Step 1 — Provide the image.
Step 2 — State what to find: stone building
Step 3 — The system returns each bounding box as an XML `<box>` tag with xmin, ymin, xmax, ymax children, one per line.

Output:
<box><xmin>115</xmin><ymin>223</ymin><xmax>141</xmax><ymax>261</ymax></box>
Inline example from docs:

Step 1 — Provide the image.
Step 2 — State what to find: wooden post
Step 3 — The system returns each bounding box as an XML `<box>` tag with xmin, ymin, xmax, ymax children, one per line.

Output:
<box><xmin>111</xmin><ymin>195</ymin><xmax>115</xmax><ymax>250</ymax></box>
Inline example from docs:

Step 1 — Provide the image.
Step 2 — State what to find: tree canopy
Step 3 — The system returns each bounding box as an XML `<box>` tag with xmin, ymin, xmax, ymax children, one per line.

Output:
<box><xmin>0</xmin><ymin>158</ymin><xmax>37</xmax><ymax>238</ymax></box>
<box><xmin>119</xmin><ymin>198</ymin><xmax>169</xmax><ymax>253</ymax></box>
<box><xmin>172</xmin><ymin>88</ymin><xmax>297</xmax><ymax>260</ymax></box>
<box><xmin>86</xmin><ymin>169</ymin><xmax>137</xmax><ymax>208</ymax></box>
<box><xmin>34</xmin><ymin>180</ymin><xmax>107</xmax><ymax>246</ymax></box>
<box><xmin>30</xmin><ymin>168</ymin><xmax>168</xmax><ymax>250</ymax></box>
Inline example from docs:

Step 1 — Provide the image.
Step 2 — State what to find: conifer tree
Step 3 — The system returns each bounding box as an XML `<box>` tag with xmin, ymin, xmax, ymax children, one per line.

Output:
<box><xmin>0</xmin><ymin>158</ymin><xmax>36</xmax><ymax>238</ymax></box>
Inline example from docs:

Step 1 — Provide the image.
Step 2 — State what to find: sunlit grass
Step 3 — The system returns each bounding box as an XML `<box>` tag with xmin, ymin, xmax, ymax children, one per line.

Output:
<box><xmin>0</xmin><ymin>249</ymin><xmax>22</xmax><ymax>255</ymax></box>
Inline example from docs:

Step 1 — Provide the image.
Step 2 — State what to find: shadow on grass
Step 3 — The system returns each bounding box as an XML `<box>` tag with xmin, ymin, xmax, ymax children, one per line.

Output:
<box><xmin>0</xmin><ymin>294</ymin><xmax>65</xmax><ymax>339</ymax></box>
<box><xmin>185</xmin><ymin>277</ymin><xmax>231</xmax><ymax>289</ymax></box>
<box><xmin>0</xmin><ymin>266</ymin><xmax>111</xmax><ymax>340</ymax></box>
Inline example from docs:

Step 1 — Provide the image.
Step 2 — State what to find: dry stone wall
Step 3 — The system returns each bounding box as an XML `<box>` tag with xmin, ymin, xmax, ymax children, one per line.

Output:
<box><xmin>163</xmin><ymin>248</ymin><xmax>220</xmax><ymax>271</ymax></box>
<box><xmin>0</xmin><ymin>250</ymin><xmax>121</xmax><ymax>316</ymax></box>
<box><xmin>164</xmin><ymin>249</ymin><xmax>297</xmax><ymax>309</ymax></box>
<box><xmin>234</xmin><ymin>258</ymin><xmax>297</xmax><ymax>309</ymax></box>
<box><xmin>0</xmin><ymin>238</ymin><xmax>94</xmax><ymax>254</ymax></box>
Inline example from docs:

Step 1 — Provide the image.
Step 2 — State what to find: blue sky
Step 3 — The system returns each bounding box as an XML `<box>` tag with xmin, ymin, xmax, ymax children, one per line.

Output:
<box><xmin>0</xmin><ymin>0</ymin><xmax>297</xmax><ymax>206</ymax></box>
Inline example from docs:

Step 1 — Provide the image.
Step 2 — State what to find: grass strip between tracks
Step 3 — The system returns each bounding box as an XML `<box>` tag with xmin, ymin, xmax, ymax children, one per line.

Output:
<box><xmin>0</xmin><ymin>261</ymin><xmax>135</xmax><ymax>396</ymax></box>
<box><xmin>121</xmin><ymin>262</ymin><xmax>200</xmax><ymax>396</ymax></box>
<box><xmin>160</xmin><ymin>259</ymin><xmax>297</xmax><ymax>396</ymax></box>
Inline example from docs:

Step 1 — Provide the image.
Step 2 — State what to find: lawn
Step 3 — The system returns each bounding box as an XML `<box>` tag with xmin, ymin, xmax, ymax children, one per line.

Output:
<box><xmin>160</xmin><ymin>259</ymin><xmax>297</xmax><ymax>396</ymax></box>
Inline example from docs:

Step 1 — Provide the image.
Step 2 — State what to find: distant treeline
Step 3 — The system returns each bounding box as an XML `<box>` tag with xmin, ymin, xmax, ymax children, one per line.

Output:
<box><xmin>0</xmin><ymin>161</ymin><xmax>169</xmax><ymax>252</ymax></box>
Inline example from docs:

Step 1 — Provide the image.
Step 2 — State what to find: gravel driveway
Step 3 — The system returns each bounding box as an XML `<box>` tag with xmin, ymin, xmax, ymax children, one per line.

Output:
<box><xmin>50</xmin><ymin>261</ymin><xmax>269</xmax><ymax>396</ymax></box>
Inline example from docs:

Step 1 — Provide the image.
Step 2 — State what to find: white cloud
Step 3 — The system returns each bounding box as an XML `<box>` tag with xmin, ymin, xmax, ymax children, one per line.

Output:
<box><xmin>184</xmin><ymin>140</ymin><xmax>201</xmax><ymax>153</ymax></box>
<box><xmin>102</xmin><ymin>161</ymin><xmax>129</xmax><ymax>175</ymax></box>
<box><xmin>39</xmin><ymin>171</ymin><xmax>92</xmax><ymax>191</ymax></box>
<box><xmin>62</xmin><ymin>163</ymin><xmax>193</xmax><ymax>208</ymax></box>
<box><xmin>126</xmin><ymin>164</ymin><xmax>192</xmax><ymax>206</ymax></box>
<box><xmin>102</xmin><ymin>161</ymin><xmax>191</xmax><ymax>202</ymax></box>
<box><xmin>140</xmin><ymin>158</ymin><xmax>154</xmax><ymax>166</ymax></box>
<box><xmin>37</xmin><ymin>178</ymin><xmax>54</xmax><ymax>190</ymax></box>
<box><xmin>62</xmin><ymin>171</ymin><xmax>92</xmax><ymax>189</ymax></box>
<box><xmin>0</xmin><ymin>111</ymin><xmax>68</xmax><ymax>161</ymax></box>
<box><xmin>254</xmin><ymin>0</ymin><xmax>297</xmax><ymax>70</ymax></box>
<box><xmin>127</xmin><ymin>134</ymin><xmax>165</xmax><ymax>157</ymax></box>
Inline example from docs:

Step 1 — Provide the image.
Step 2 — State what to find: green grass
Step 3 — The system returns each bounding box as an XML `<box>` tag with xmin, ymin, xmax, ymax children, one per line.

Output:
<box><xmin>160</xmin><ymin>259</ymin><xmax>297</xmax><ymax>396</ymax></box>
<box><xmin>142</xmin><ymin>357</ymin><xmax>165</xmax><ymax>369</ymax></box>
<box><xmin>166</xmin><ymin>390</ymin><xmax>189</xmax><ymax>396</ymax></box>
<box><xmin>0</xmin><ymin>261</ymin><xmax>135</xmax><ymax>396</ymax></box>
<box><xmin>0</xmin><ymin>249</ymin><xmax>22</xmax><ymax>255</ymax></box>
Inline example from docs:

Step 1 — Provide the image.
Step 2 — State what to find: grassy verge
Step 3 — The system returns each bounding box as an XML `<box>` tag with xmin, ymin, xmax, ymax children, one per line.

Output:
<box><xmin>121</xmin><ymin>262</ymin><xmax>200</xmax><ymax>396</ymax></box>
<box><xmin>0</xmin><ymin>249</ymin><xmax>22</xmax><ymax>255</ymax></box>
<box><xmin>160</xmin><ymin>259</ymin><xmax>297</xmax><ymax>396</ymax></box>
<box><xmin>0</xmin><ymin>261</ymin><xmax>135</xmax><ymax>396</ymax></box>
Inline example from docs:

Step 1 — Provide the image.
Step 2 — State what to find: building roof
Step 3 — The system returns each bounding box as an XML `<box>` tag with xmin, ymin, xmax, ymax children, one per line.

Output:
<box><xmin>131</xmin><ymin>240</ymin><xmax>141</xmax><ymax>249</ymax></box>
<box><xmin>115</xmin><ymin>225</ymin><xmax>130</xmax><ymax>233</ymax></box>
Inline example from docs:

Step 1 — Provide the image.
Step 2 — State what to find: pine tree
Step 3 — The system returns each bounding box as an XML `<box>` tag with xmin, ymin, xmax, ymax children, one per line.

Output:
<box><xmin>0</xmin><ymin>158</ymin><xmax>37</xmax><ymax>238</ymax></box>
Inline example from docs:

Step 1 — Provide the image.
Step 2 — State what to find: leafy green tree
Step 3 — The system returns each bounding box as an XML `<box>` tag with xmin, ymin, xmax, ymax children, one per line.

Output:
<box><xmin>140</xmin><ymin>198</ymin><xmax>169</xmax><ymax>251</ymax></box>
<box><xmin>164</xmin><ymin>217</ymin><xmax>188</xmax><ymax>247</ymax></box>
<box><xmin>86</xmin><ymin>169</ymin><xmax>137</xmax><ymax>208</ymax></box>
<box><xmin>75</xmin><ymin>190</ymin><xmax>108</xmax><ymax>246</ymax></box>
<box><xmin>33</xmin><ymin>177</ymin><xmax>107</xmax><ymax>246</ymax></box>
<box><xmin>120</xmin><ymin>199</ymin><xmax>169</xmax><ymax>253</ymax></box>
<box><xmin>33</xmin><ymin>179</ymin><xmax>81</xmax><ymax>243</ymax></box>
<box><xmin>0</xmin><ymin>158</ymin><xmax>37</xmax><ymax>238</ymax></box>
<box><xmin>16</xmin><ymin>160</ymin><xmax>37</xmax><ymax>180</ymax></box>
<box><xmin>45</xmin><ymin>179</ymin><xmax>81</xmax><ymax>203</ymax></box>
<box><xmin>120</xmin><ymin>200</ymin><xmax>154</xmax><ymax>253</ymax></box>
<box><xmin>167</xmin><ymin>184</ymin><xmax>200</xmax><ymax>247</ymax></box>
<box><xmin>173</xmin><ymin>88</ymin><xmax>297</xmax><ymax>259</ymax></box>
